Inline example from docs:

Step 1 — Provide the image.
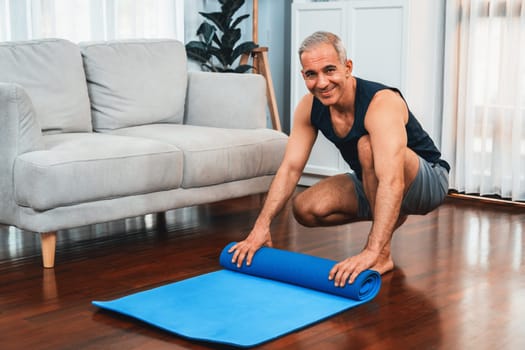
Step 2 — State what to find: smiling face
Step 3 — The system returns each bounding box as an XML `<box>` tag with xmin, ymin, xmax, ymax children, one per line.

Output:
<box><xmin>300</xmin><ymin>43</ymin><xmax>353</xmax><ymax>107</ymax></box>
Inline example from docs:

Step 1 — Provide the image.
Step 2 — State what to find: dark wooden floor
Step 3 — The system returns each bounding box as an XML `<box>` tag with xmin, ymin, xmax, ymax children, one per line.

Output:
<box><xmin>1</xmin><ymin>188</ymin><xmax>524</xmax><ymax>350</ymax></box>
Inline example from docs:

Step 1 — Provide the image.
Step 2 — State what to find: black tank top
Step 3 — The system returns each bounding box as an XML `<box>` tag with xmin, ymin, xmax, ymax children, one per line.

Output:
<box><xmin>310</xmin><ymin>77</ymin><xmax>450</xmax><ymax>180</ymax></box>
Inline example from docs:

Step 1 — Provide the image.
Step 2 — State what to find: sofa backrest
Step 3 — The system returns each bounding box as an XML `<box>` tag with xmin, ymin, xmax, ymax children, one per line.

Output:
<box><xmin>80</xmin><ymin>39</ymin><xmax>187</xmax><ymax>131</ymax></box>
<box><xmin>0</xmin><ymin>39</ymin><xmax>93</xmax><ymax>134</ymax></box>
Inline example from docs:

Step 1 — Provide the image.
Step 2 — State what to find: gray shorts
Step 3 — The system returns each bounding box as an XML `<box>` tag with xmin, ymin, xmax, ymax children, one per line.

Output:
<box><xmin>347</xmin><ymin>157</ymin><xmax>449</xmax><ymax>218</ymax></box>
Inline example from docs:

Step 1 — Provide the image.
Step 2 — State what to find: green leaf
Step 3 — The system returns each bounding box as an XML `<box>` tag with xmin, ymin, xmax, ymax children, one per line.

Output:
<box><xmin>221</xmin><ymin>28</ymin><xmax>241</xmax><ymax>51</ymax></box>
<box><xmin>186</xmin><ymin>48</ymin><xmax>211</xmax><ymax>64</ymax></box>
<box><xmin>185</xmin><ymin>41</ymin><xmax>212</xmax><ymax>63</ymax></box>
<box><xmin>221</xmin><ymin>0</ymin><xmax>245</xmax><ymax>20</ymax></box>
<box><xmin>234</xmin><ymin>64</ymin><xmax>254</xmax><ymax>73</ymax></box>
<box><xmin>231</xmin><ymin>42</ymin><xmax>258</xmax><ymax>62</ymax></box>
<box><xmin>196</xmin><ymin>22</ymin><xmax>216</xmax><ymax>45</ymax></box>
<box><xmin>201</xmin><ymin>63</ymin><xmax>218</xmax><ymax>72</ymax></box>
<box><xmin>231</xmin><ymin>14</ymin><xmax>250</xmax><ymax>29</ymax></box>
<box><xmin>212</xmin><ymin>33</ymin><xmax>222</xmax><ymax>47</ymax></box>
<box><xmin>200</xmin><ymin>12</ymin><xmax>227</xmax><ymax>33</ymax></box>
<box><xmin>186</xmin><ymin>41</ymin><xmax>209</xmax><ymax>53</ymax></box>
<box><xmin>209</xmin><ymin>46</ymin><xmax>229</xmax><ymax>68</ymax></box>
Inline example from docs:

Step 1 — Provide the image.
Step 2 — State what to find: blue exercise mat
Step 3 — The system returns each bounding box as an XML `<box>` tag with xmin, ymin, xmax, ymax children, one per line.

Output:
<box><xmin>93</xmin><ymin>242</ymin><xmax>381</xmax><ymax>348</ymax></box>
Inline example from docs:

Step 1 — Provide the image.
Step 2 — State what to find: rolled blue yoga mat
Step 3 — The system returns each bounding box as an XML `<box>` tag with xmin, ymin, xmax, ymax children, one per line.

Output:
<box><xmin>219</xmin><ymin>242</ymin><xmax>380</xmax><ymax>301</ymax></box>
<box><xmin>93</xmin><ymin>242</ymin><xmax>381</xmax><ymax>348</ymax></box>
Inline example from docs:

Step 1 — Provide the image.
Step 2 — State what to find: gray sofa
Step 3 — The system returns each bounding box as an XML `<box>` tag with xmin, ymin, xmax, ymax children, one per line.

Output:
<box><xmin>0</xmin><ymin>38</ymin><xmax>287</xmax><ymax>268</ymax></box>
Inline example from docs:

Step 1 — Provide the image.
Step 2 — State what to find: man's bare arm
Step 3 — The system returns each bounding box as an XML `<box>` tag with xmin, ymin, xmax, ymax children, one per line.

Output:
<box><xmin>364</xmin><ymin>90</ymin><xmax>408</xmax><ymax>253</ymax></box>
<box><xmin>329</xmin><ymin>90</ymin><xmax>410</xmax><ymax>284</ymax></box>
<box><xmin>229</xmin><ymin>94</ymin><xmax>318</xmax><ymax>267</ymax></box>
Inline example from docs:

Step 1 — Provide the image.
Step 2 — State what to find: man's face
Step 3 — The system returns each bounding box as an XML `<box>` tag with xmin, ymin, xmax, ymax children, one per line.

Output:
<box><xmin>300</xmin><ymin>43</ymin><xmax>352</xmax><ymax>106</ymax></box>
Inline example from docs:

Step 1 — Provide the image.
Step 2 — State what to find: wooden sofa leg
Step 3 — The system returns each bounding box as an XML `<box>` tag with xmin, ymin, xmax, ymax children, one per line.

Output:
<box><xmin>41</xmin><ymin>232</ymin><xmax>57</xmax><ymax>268</ymax></box>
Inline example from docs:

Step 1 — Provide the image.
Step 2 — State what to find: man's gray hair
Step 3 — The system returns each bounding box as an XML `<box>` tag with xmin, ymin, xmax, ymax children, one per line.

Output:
<box><xmin>298</xmin><ymin>31</ymin><xmax>347</xmax><ymax>64</ymax></box>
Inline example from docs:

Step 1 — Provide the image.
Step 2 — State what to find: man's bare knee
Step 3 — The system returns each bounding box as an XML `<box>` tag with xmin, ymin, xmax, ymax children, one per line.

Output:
<box><xmin>292</xmin><ymin>193</ymin><xmax>318</xmax><ymax>227</ymax></box>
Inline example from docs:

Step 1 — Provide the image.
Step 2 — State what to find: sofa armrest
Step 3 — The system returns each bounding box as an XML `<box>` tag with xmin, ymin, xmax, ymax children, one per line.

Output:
<box><xmin>184</xmin><ymin>72</ymin><xmax>267</xmax><ymax>129</ymax></box>
<box><xmin>0</xmin><ymin>83</ymin><xmax>43</xmax><ymax>222</ymax></box>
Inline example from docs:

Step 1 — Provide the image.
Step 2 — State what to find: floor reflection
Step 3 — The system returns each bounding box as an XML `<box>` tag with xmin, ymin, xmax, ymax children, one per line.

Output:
<box><xmin>42</xmin><ymin>268</ymin><xmax>57</xmax><ymax>300</ymax></box>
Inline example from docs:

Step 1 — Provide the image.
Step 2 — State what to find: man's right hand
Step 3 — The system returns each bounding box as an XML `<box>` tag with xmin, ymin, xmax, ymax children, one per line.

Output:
<box><xmin>228</xmin><ymin>229</ymin><xmax>273</xmax><ymax>268</ymax></box>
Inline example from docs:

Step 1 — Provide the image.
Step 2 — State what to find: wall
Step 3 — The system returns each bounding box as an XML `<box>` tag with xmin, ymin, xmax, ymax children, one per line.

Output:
<box><xmin>257</xmin><ymin>0</ymin><xmax>292</xmax><ymax>132</ymax></box>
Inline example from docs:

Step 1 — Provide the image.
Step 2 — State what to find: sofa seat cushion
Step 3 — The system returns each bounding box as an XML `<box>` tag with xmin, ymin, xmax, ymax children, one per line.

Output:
<box><xmin>109</xmin><ymin>124</ymin><xmax>288</xmax><ymax>188</ymax></box>
<box><xmin>14</xmin><ymin>133</ymin><xmax>183</xmax><ymax>211</ymax></box>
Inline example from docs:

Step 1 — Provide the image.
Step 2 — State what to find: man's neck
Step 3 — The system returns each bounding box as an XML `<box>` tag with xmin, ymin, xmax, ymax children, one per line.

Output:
<box><xmin>331</xmin><ymin>76</ymin><xmax>356</xmax><ymax>115</ymax></box>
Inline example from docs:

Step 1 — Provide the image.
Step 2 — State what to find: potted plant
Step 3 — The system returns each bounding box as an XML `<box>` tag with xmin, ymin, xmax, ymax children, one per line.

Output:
<box><xmin>185</xmin><ymin>0</ymin><xmax>258</xmax><ymax>73</ymax></box>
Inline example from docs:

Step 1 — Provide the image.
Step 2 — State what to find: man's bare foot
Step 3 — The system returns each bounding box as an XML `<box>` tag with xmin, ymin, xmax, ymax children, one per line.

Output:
<box><xmin>371</xmin><ymin>245</ymin><xmax>394</xmax><ymax>275</ymax></box>
<box><xmin>371</xmin><ymin>253</ymin><xmax>394</xmax><ymax>275</ymax></box>
<box><xmin>370</xmin><ymin>216</ymin><xmax>406</xmax><ymax>275</ymax></box>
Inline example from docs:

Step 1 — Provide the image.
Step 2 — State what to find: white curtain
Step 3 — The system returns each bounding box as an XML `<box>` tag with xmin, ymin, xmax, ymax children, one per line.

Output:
<box><xmin>0</xmin><ymin>0</ymin><xmax>184</xmax><ymax>42</ymax></box>
<box><xmin>442</xmin><ymin>0</ymin><xmax>525</xmax><ymax>201</ymax></box>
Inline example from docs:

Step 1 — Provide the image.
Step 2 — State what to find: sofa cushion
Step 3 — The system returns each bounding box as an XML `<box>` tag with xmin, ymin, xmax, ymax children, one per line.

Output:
<box><xmin>109</xmin><ymin>124</ymin><xmax>288</xmax><ymax>188</ymax></box>
<box><xmin>185</xmin><ymin>72</ymin><xmax>267</xmax><ymax>129</ymax></box>
<box><xmin>0</xmin><ymin>39</ymin><xmax>92</xmax><ymax>133</ymax></box>
<box><xmin>80</xmin><ymin>39</ymin><xmax>187</xmax><ymax>131</ymax></box>
<box><xmin>0</xmin><ymin>39</ymin><xmax>92</xmax><ymax>134</ymax></box>
<box><xmin>14</xmin><ymin>133</ymin><xmax>183</xmax><ymax>211</ymax></box>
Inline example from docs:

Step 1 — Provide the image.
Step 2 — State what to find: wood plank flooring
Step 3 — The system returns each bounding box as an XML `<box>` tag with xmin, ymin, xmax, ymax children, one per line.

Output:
<box><xmin>0</xmin><ymin>189</ymin><xmax>524</xmax><ymax>349</ymax></box>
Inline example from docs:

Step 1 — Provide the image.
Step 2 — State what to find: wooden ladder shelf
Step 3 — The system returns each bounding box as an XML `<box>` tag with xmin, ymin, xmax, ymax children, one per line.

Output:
<box><xmin>241</xmin><ymin>47</ymin><xmax>282</xmax><ymax>131</ymax></box>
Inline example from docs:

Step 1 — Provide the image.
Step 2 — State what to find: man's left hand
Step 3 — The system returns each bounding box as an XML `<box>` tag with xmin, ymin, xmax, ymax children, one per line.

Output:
<box><xmin>328</xmin><ymin>249</ymin><xmax>379</xmax><ymax>286</ymax></box>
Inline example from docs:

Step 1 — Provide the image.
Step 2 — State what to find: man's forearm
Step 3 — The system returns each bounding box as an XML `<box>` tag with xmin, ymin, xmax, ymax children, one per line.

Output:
<box><xmin>254</xmin><ymin>167</ymin><xmax>302</xmax><ymax>229</ymax></box>
<box><xmin>366</xmin><ymin>180</ymin><xmax>403</xmax><ymax>253</ymax></box>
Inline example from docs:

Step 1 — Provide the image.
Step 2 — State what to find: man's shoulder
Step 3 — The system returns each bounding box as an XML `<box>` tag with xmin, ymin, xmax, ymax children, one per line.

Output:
<box><xmin>293</xmin><ymin>93</ymin><xmax>316</xmax><ymax>124</ymax></box>
<box><xmin>298</xmin><ymin>92</ymin><xmax>314</xmax><ymax>106</ymax></box>
<box><xmin>371</xmin><ymin>89</ymin><xmax>403</xmax><ymax>103</ymax></box>
<box><xmin>356</xmin><ymin>77</ymin><xmax>392</xmax><ymax>90</ymax></box>
<box><xmin>357</xmin><ymin>78</ymin><xmax>404</xmax><ymax>107</ymax></box>
<box><xmin>296</xmin><ymin>93</ymin><xmax>315</xmax><ymax>115</ymax></box>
